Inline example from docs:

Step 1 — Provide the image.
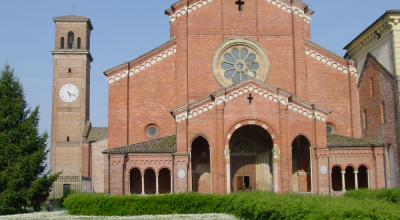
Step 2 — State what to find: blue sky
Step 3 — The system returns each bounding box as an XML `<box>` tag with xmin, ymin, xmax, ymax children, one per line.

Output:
<box><xmin>0</xmin><ymin>0</ymin><xmax>398</xmax><ymax>172</ymax></box>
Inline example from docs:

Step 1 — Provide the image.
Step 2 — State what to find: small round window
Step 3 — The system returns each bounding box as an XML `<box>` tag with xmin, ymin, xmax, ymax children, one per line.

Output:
<box><xmin>326</xmin><ymin>123</ymin><xmax>336</xmax><ymax>134</ymax></box>
<box><xmin>147</xmin><ymin>126</ymin><xmax>157</xmax><ymax>136</ymax></box>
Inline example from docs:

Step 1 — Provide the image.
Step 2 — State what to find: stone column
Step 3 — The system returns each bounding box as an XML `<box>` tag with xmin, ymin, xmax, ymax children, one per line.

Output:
<box><xmin>225</xmin><ymin>149</ymin><xmax>231</xmax><ymax>194</ymax></box>
<box><xmin>272</xmin><ymin>148</ymin><xmax>280</xmax><ymax>193</ymax></box>
<box><xmin>341</xmin><ymin>171</ymin><xmax>346</xmax><ymax>191</ymax></box>
<box><xmin>156</xmin><ymin>173</ymin><xmax>159</xmax><ymax>194</ymax></box>
<box><xmin>354</xmin><ymin>171</ymin><xmax>358</xmax><ymax>190</ymax></box>
<box><xmin>367</xmin><ymin>170</ymin><xmax>370</xmax><ymax>189</ymax></box>
<box><xmin>141</xmin><ymin>173</ymin><xmax>145</xmax><ymax>195</ymax></box>
<box><xmin>170</xmin><ymin>173</ymin><xmax>173</xmax><ymax>193</ymax></box>
<box><xmin>210</xmin><ymin>148</ymin><xmax>213</xmax><ymax>193</ymax></box>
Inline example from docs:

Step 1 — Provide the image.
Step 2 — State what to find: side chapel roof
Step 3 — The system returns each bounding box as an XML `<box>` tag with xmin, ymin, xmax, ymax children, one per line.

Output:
<box><xmin>327</xmin><ymin>133</ymin><xmax>383</xmax><ymax>148</ymax></box>
<box><xmin>103</xmin><ymin>135</ymin><xmax>176</xmax><ymax>154</ymax></box>
<box><xmin>82</xmin><ymin>121</ymin><xmax>108</xmax><ymax>142</ymax></box>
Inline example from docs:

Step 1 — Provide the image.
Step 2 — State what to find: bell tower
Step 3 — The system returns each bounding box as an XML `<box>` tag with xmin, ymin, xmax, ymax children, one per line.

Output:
<box><xmin>50</xmin><ymin>15</ymin><xmax>93</xmax><ymax>184</ymax></box>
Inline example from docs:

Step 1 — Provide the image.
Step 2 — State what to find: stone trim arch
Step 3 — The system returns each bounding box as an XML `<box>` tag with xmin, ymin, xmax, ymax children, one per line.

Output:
<box><xmin>157</xmin><ymin>166</ymin><xmax>172</xmax><ymax>174</ymax></box>
<box><xmin>290</xmin><ymin>133</ymin><xmax>313</xmax><ymax>147</ymax></box>
<box><xmin>330</xmin><ymin>164</ymin><xmax>344</xmax><ymax>170</ymax></box>
<box><xmin>225</xmin><ymin>119</ymin><xmax>278</xmax><ymax>149</ymax></box>
<box><xmin>190</xmin><ymin>133</ymin><xmax>212</xmax><ymax>147</ymax></box>
<box><xmin>127</xmin><ymin>166</ymin><xmax>142</xmax><ymax>175</ymax></box>
<box><xmin>357</xmin><ymin>164</ymin><xmax>370</xmax><ymax>170</ymax></box>
<box><xmin>344</xmin><ymin>164</ymin><xmax>357</xmax><ymax>170</ymax></box>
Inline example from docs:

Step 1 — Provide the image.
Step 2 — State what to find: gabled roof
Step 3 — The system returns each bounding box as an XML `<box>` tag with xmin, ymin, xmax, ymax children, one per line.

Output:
<box><xmin>171</xmin><ymin>77</ymin><xmax>332</xmax><ymax>123</ymax></box>
<box><xmin>357</xmin><ymin>52</ymin><xmax>394</xmax><ymax>89</ymax></box>
<box><xmin>104</xmin><ymin>37</ymin><xmax>177</xmax><ymax>84</ymax></box>
<box><xmin>327</xmin><ymin>133</ymin><xmax>383</xmax><ymax>148</ymax></box>
<box><xmin>53</xmin><ymin>14</ymin><xmax>93</xmax><ymax>31</ymax></box>
<box><xmin>103</xmin><ymin>135</ymin><xmax>176</xmax><ymax>154</ymax></box>
<box><xmin>165</xmin><ymin>0</ymin><xmax>314</xmax><ymax>23</ymax></box>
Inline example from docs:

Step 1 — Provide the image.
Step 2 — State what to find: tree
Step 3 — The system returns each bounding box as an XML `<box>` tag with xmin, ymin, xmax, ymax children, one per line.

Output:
<box><xmin>0</xmin><ymin>63</ymin><xmax>60</xmax><ymax>215</ymax></box>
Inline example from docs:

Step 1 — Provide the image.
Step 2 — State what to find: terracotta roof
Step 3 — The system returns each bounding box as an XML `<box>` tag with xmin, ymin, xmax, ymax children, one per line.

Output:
<box><xmin>53</xmin><ymin>14</ymin><xmax>93</xmax><ymax>31</ymax></box>
<box><xmin>82</xmin><ymin>121</ymin><xmax>108</xmax><ymax>142</ymax></box>
<box><xmin>103</xmin><ymin>37</ymin><xmax>177</xmax><ymax>77</ymax></box>
<box><xmin>357</xmin><ymin>52</ymin><xmax>394</xmax><ymax>89</ymax></box>
<box><xmin>327</xmin><ymin>133</ymin><xmax>383</xmax><ymax>148</ymax></box>
<box><xmin>103</xmin><ymin>135</ymin><xmax>176</xmax><ymax>154</ymax></box>
<box><xmin>87</xmin><ymin>127</ymin><xmax>108</xmax><ymax>142</ymax></box>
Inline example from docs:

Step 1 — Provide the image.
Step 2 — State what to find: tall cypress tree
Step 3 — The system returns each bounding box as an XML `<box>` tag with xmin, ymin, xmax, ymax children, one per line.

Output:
<box><xmin>0</xmin><ymin>63</ymin><xmax>60</xmax><ymax>215</ymax></box>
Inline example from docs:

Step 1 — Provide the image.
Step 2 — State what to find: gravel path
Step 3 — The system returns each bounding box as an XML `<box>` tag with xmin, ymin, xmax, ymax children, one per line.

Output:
<box><xmin>0</xmin><ymin>211</ymin><xmax>238</xmax><ymax>220</ymax></box>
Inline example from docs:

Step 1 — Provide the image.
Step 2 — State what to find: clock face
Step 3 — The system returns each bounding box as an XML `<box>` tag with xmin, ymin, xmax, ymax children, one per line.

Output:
<box><xmin>59</xmin><ymin>84</ymin><xmax>79</xmax><ymax>103</ymax></box>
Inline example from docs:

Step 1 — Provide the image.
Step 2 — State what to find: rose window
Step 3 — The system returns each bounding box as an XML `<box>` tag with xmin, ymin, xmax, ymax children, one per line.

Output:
<box><xmin>212</xmin><ymin>38</ymin><xmax>270</xmax><ymax>87</ymax></box>
<box><xmin>221</xmin><ymin>48</ymin><xmax>260</xmax><ymax>84</ymax></box>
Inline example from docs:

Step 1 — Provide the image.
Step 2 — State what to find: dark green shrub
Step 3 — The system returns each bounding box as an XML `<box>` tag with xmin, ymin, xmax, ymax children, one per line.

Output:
<box><xmin>344</xmin><ymin>188</ymin><xmax>400</xmax><ymax>204</ymax></box>
<box><xmin>64</xmin><ymin>191</ymin><xmax>400</xmax><ymax>219</ymax></box>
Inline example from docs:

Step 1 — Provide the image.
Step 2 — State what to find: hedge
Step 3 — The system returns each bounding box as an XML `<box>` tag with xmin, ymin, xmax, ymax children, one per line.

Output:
<box><xmin>344</xmin><ymin>188</ymin><xmax>400</xmax><ymax>204</ymax></box>
<box><xmin>64</xmin><ymin>191</ymin><xmax>400</xmax><ymax>219</ymax></box>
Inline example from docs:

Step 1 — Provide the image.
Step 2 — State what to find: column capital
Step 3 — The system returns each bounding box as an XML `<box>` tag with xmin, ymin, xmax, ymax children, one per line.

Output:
<box><xmin>341</xmin><ymin>171</ymin><xmax>346</xmax><ymax>174</ymax></box>
<box><xmin>353</xmin><ymin>171</ymin><xmax>358</xmax><ymax>174</ymax></box>
<box><xmin>156</xmin><ymin>173</ymin><xmax>159</xmax><ymax>177</ymax></box>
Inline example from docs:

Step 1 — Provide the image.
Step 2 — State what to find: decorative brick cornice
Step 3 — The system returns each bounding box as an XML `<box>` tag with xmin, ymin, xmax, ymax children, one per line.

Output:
<box><xmin>171</xmin><ymin>77</ymin><xmax>331</xmax><ymax>122</ymax></box>
<box><xmin>265</xmin><ymin>0</ymin><xmax>313</xmax><ymax>24</ymax></box>
<box><xmin>104</xmin><ymin>37</ymin><xmax>177</xmax><ymax>85</ymax></box>
<box><xmin>166</xmin><ymin>0</ymin><xmax>313</xmax><ymax>24</ymax></box>
<box><xmin>166</xmin><ymin>0</ymin><xmax>214</xmax><ymax>23</ymax></box>
<box><xmin>305</xmin><ymin>40</ymin><xmax>357</xmax><ymax>76</ymax></box>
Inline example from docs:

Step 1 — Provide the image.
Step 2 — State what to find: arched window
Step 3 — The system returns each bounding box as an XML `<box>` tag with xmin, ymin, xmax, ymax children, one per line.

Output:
<box><xmin>77</xmin><ymin>37</ymin><xmax>81</xmax><ymax>49</ymax></box>
<box><xmin>381</xmin><ymin>102</ymin><xmax>385</xmax><ymax>124</ymax></box>
<box><xmin>331</xmin><ymin>166</ymin><xmax>342</xmax><ymax>191</ymax></box>
<box><xmin>67</xmin><ymin>31</ymin><xmax>74</xmax><ymax>49</ymax></box>
<box><xmin>60</xmin><ymin>37</ymin><xmax>64</xmax><ymax>49</ymax></box>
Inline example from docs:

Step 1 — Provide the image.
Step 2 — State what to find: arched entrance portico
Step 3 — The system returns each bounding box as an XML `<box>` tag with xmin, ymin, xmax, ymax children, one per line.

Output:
<box><xmin>228</xmin><ymin>124</ymin><xmax>274</xmax><ymax>192</ymax></box>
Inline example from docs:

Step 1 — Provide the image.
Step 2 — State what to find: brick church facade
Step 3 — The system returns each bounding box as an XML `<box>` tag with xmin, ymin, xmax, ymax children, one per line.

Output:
<box><xmin>51</xmin><ymin>0</ymin><xmax>395</xmax><ymax>197</ymax></box>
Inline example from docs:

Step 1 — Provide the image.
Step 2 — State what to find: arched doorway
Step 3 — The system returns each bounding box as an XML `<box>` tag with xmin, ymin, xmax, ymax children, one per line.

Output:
<box><xmin>230</xmin><ymin>125</ymin><xmax>273</xmax><ymax>192</ymax></box>
<box><xmin>158</xmin><ymin>168</ymin><xmax>171</xmax><ymax>194</ymax></box>
<box><xmin>358</xmin><ymin>165</ymin><xmax>369</xmax><ymax>189</ymax></box>
<box><xmin>388</xmin><ymin>145</ymin><xmax>397</xmax><ymax>188</ymax></box>
<box><xmin>331</xmin><ymin>166</ymin><xmax>342</xmax><ymax>191</ymax></box>
<box><xmin>129</xmin><ymin>168</ymin><xmax>142</xmax><ymax>194</ymax></box>
<box><xmin>345</xmin><ymin>166</ymin><xmax>355</xmax><ymax>190</ymax></box>
<box><xmin>144</xmin><ymin>168</ymin><xmax>156</xmax><ymax>194</ymax></box>
<box><xmin>291</xmin><ymin>135</ymin><xmax>311</xmax><ymax>192</ymax></box>
<box><xmin>191</xmin><ymin>136</ymin><xmax>211</xmax><ymax>193</ymax></box>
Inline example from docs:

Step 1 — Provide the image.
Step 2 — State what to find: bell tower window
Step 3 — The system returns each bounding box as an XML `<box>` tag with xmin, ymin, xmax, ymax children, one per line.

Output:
<box><xmin>77</xmin><ymin>37</ymin><xmax>81</xmax><ymax>49</ymax></box>
<box><xmin>67</xmin><ymin>31</ymin><xmax>74</xmax><ymax>49</ymax></box>
<box><xmin>60</xmin><ymin>37</ymin><xmax>64</xmax><ymax>49</ymax></box>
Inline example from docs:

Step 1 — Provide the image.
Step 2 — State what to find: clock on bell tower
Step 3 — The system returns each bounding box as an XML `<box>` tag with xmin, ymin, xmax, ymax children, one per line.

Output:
<box><xmin>50</xmin><ymin>15</ymin><xmax>93</xmax><ymax>183</ymax></box>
